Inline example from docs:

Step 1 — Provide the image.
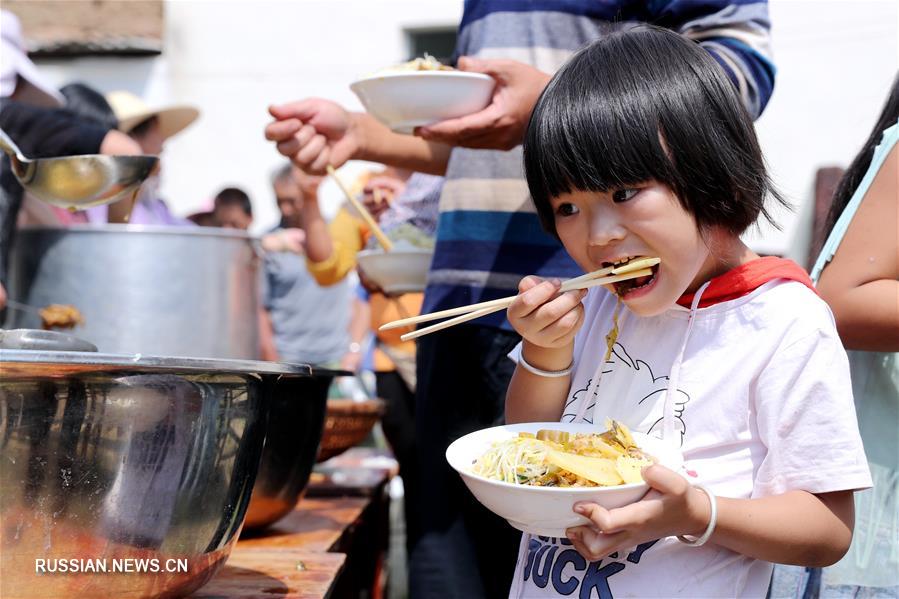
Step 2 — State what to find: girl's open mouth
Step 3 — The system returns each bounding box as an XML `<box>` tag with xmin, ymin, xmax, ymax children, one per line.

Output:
<box><xmin>601</xmin><ymin>258</ymin><xmax>660</xmax><ymax>298</ymax></box>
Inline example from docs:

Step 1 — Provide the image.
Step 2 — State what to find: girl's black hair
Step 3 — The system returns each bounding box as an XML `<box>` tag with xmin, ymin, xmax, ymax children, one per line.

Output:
<box><xmin>824</xmin><ymin>74</ymin><xmax>899</xmax><ymax>237</ymax></box>
<box><xmin>60</xmin><ymin>82</ymin><xmax>119</xmax><ymax>130</ymax></box>
<box><xmin>523</xmin><ymin>26</ymin><xmax>787</xmax><ymax>237</ymax></box>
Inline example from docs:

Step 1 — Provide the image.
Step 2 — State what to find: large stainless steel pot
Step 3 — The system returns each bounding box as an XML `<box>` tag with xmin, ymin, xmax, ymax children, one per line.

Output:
<box><xmin>0</xmin><ymin>346</ymin><xmax>312</xmax><ymax>598</ymax></box>
<box><xmin>5</xmin><ymin>225</ymin><xmax>260</xmax><ymax>359</ymax></box>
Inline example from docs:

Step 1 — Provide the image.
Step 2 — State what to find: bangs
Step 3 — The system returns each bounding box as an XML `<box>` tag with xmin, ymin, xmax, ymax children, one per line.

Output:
<box><xmin>525</xmin><ymin>59</ymin><xmax>681</xmax><ymax>208</ymax></box>
<box><xmin>524</xmin><ymin>26</ymin><xmax>782</xmax><ymax>237</ymax></box>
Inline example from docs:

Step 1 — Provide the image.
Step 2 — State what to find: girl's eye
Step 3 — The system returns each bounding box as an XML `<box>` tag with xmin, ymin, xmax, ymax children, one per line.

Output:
<box><xmin>555</xmin><ymin>203</ymin><xmax>579</xmax><ymax>217</ymax></box>
<box><xmin>611</xmin><ymin>188</ymin><xmax>639</xmax><ymax>203</ymax></box>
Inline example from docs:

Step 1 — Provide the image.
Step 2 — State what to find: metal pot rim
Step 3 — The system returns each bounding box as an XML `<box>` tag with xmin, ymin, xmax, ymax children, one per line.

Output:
<box><xmin>17</xmin><ymin>223</ymin><xmax>256</xmax><ymax>241</ymax></box>
<box><xmin>0</xmin><ymin>348</ymin><xmax>317</xmax><ymax>377</ymax></box>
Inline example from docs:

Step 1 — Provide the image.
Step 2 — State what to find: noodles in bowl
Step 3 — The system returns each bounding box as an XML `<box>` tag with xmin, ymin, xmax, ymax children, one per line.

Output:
<box><xmin>446</xmin><ymin>421</ymin><xmax>683</xmax><ymax>537</ymax></box>
<box><xmin>472</xmin><ymin>420</ymin><xmax>653</xmax><ymax>487</ymax></box>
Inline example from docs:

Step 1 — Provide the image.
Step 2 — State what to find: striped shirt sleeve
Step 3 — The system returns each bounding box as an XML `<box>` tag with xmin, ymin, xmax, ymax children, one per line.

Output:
<box><xmin>650</xmin><ymin>1</ymin><xmax>776</xmax><ymax>119</ymax></box>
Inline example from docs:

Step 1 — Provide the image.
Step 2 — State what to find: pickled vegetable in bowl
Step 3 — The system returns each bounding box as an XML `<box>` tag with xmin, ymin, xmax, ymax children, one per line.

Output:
<box><xmin>471</xmin><ymin>420</ymin><xmax>653</xmax><ymax>487</ymax></box>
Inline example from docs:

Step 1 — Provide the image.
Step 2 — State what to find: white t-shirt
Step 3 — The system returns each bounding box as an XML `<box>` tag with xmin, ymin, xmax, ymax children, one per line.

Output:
<box><xmin>507</xmin><ymin>280</ymin><xmax>872</xmax><ymax>598</ymax></box>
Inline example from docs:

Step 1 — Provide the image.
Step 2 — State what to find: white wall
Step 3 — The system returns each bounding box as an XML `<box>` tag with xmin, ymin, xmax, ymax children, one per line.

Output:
<box><xmin>750</xmin><ymin>0</ymin><xmax>897</xmax><ymax>264</ymax></box>
<box><xmin>38</xmin><ymin>0</ymin><xmax>898</xmax><ymax>256</ymax></box>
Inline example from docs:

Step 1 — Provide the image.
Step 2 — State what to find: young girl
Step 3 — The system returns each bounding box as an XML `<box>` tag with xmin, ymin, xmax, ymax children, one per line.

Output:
<box><xmin>504</xmin><ymin>27</ymin><xmax>872</xmax><ymax>598</ymax></box>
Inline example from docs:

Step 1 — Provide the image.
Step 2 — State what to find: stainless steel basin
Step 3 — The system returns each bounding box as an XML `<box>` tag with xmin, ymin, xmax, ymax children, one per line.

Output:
<box><xmin>0</xmin><ymin>349</ymin><xmax>311</xmax><ymax>598</ymax></box>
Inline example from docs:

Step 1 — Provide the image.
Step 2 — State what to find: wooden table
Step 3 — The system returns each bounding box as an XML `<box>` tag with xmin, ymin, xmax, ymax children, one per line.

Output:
<box><xmin>194</xmin><ymin>449</ymin><xmax>395</xmax><ymax>599</ymax></box>
<box><xmin>195</xmin><ymin>551</ymin><xmax>346</xmax><ymax>599</ymax></box>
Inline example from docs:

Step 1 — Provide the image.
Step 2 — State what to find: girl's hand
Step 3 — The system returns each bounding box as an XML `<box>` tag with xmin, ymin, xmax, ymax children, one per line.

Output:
<box><xmin>566</xmin><ymin>464</ymin><xmax>712</xmax><ymax>561</ymax></box>
<box><xmin>507</xmin><ymin>276</ymin><xmax>586</xmax><ymax>349</ymax></box>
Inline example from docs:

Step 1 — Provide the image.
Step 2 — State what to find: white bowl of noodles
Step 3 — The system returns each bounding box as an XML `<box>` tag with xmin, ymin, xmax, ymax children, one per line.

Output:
<box><xmin>350</xmin><ymin>65</ymin><xmax>494</xmax><ymax>134</ymax></box>
<box><xmin>446</xmin><ymin>422</ymin><xmax>683</xmax><ymax>537</ymax></box>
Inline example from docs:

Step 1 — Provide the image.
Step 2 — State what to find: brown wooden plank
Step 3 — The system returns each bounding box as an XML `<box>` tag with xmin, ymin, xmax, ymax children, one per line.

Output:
<box><xmin>193</xmin><ymin>550</ymin><xmax>345</xmax><ymax>599</ymax></box>
<box><xmin>237</xmin><ymin>497</ymin><xmax>368</xmax><ymax>553</ymax></box>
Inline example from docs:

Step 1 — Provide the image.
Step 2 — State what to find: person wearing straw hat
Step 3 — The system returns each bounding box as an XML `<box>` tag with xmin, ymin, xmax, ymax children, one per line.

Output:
<box><xmin>105</xmin><ymin>90</ymin><xmax>199</xmax><ymax>225</ymax></box>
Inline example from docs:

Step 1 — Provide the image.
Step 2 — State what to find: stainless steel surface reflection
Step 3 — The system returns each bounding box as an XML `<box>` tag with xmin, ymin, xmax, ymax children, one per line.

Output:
<box><xmin>242</xmin><ymin>372</ymin><xmax>333</xmax><ymax>531</ymax></box>
<box><xmin>0</xmin><ymin>368</ymin><xmax>268</xmax><ymax>598</ymax></box>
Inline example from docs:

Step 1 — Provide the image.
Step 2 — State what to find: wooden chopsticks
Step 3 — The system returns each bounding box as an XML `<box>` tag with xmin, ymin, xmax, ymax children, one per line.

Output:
<box><xmin>326</xmin><ymin>165</ymin><xmax>394</xmax><ymax>251</ymax></box>
<box><xmin>382</xmin><ymin>257</ymin><xmax>660</xmax><ymax>341</ymax></box>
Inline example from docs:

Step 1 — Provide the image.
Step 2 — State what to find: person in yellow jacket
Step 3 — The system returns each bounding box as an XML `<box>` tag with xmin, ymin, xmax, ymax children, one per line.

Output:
<box><xmin>300</xmin><ymin>168</ymin><xmax>422</xmax><ymax>374</ymax></box>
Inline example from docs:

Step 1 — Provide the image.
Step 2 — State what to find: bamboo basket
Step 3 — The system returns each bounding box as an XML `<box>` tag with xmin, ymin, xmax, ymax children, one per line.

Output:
<box><xmin>317</xmin><ymin>397</ymin><xmax>386</xmax><ymax>462</ymax></box>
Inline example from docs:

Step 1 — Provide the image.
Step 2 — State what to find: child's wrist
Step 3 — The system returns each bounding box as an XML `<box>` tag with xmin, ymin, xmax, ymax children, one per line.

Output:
<box><xmin>521</xmin><ymin>340</ymin><xmax>574</xmax><ymax>373</ymax></box>
<box><xmin>684</xmin><ymin>485</ymin><xmax>714</xmax><ymax>537</ymax></box>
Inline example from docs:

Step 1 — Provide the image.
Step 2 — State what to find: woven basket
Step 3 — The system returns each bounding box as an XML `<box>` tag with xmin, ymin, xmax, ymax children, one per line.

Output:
<box><xmin>317</xmin><ymin>397</ymin><xmax>386</xmax><ymax>462</ymax></box>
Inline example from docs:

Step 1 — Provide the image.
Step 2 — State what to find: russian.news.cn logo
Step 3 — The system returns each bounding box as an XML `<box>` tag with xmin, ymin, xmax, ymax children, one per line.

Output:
<box><xmin>35</xmin><ymin>558</ymin><xmax>189</xmax><ymax>574</ymax></box>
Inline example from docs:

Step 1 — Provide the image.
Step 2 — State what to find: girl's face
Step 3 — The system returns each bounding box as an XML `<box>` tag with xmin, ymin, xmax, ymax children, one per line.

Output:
<box><xmin>551</xmin><ymin>181</ymin><xmax>733</xmax><ymax>316</ymax></box>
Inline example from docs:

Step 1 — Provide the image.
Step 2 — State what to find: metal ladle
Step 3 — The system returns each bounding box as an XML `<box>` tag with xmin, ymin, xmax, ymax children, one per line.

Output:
<box><xmin>0</xmin><ymin>127</ymin><xmax>158</xmax><ymax>210</ymax></box>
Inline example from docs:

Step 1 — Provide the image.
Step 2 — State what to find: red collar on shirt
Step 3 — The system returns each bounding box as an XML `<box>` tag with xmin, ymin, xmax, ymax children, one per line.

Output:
<box><xmin>676</xmin><ymin>256</ymin><xmax>816</xmax><ymax>309</ymax></box>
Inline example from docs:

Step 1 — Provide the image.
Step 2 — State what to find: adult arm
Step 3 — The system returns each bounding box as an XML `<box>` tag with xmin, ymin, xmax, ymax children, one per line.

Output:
<box><xmin>340</xmin><ymin>293</ymin><xmax>371</xmax><ymax>373</ymax></box>
<box><xmin>304</xmin><ymin>208</ymin><xmax>366</xmax><ymax>286</ymax></box>
<box><xmin>258</xmin><ymin>261</ymin><xmax>280</xmax><ymax>361</ymax></box>
<box><xmin>258</xmin><ymin>308</ymin><xmax>280</xmax><ymax>362</ymax></box>
<box><xmin>299</xmin><ymin>186</ymin><xmax>333</xmax><ymax>263</ymax></box>
<box><xmin>653</xmin><ymin>0</ymin><xmax>776</xmax><ymax>119</ymax></box>
<box><xmin>266</xmin><ymin>100</ymin><xmax>451</xmax><ymax>175</ymax></box>
<box><xmin>816</xmin><ymin>146</ymin><xmax>899</xmax><ymax>350</ymax></box>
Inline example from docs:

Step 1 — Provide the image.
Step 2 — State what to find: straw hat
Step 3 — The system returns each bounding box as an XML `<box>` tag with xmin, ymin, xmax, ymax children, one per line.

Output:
<box><xmin>105</xmin><ymin>90</ymin><xmax>199</xmax><ymax>139</ymax></box>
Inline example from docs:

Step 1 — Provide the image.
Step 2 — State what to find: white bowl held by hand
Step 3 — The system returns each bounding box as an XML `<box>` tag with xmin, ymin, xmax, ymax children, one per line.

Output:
<box><xmin>446</xmin><ymin>422</ymin><xmax>684</xmax><ymax>537</ymax></box>
<box><xmin>357</xmin><ymin>248</ymin><xmax>434</xmax><ymax>294</ymax></box>
<box><xmin>350</xmin><ymin>71</ymin><xmax>495</xmax><ymax>134</ymax></box>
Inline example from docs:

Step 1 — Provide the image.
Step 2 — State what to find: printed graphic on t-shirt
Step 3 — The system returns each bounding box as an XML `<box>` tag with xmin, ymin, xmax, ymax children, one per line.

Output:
<box><xmin>522</xmin><ymin>534</ymin><xmax>660</xmax><ymax>598</ymax></box>
<box><xmin>560</xmin><ymin>342</ymin><xmax>691</xmax><ymax>446</ymax></box>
